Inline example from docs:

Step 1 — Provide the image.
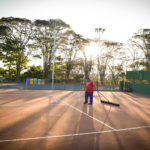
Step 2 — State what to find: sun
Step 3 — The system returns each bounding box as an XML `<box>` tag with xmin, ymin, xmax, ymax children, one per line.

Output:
<box><xmin>86</xmin><ymin>42</ymin><xmax>99</xmax><ymax>58</ymax></box>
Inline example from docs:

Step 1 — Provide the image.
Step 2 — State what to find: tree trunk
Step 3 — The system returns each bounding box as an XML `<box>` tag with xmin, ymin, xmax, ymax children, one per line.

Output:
<box><xmin>44</xmin><ymin>63</ymin><xmax>49</xmax><ymax>79</ymax></box>
<box><xmin>100</xmin><ymin>76</ymin><xmax>104</xmax><ymax>85</ymax></box>
<box><xmin>66</xmin><ymin>63</ymin><xmax>71</xmax><ymax>80</ymax></box>
<box><xmin>84</xmin><ymin>61</ymin><xmax>92</xmax><ymax>78</ymax></box>
<box><xmin>16</xmin><ymin>56</ymin><xmax>21</xmax><ymax>81</ymax></box>
<box><xmin>8</xmin><ymin>65</ymin><xmax>11</xmax><ymax>79</ymax></box>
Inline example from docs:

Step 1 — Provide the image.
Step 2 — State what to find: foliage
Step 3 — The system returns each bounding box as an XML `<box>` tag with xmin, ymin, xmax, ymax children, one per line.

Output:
<box><xmin>131</xmin><ymin>29</ymin><xmax>150</xmax><ymax>70</ymax></box>
<box><xmin>22</xmin><ymin>65</ymin><xmax>43</xmax><ymax>79</ymax></box>
<box><xmin>29</xmin><ymin>19</ymin><xmax>70</xmax><ymax>79</ymax></box>
<box><xmin>0</xmin><ymin>17</ymin><xmax>33</xmax><ymax>80</ymax></box>
<box><xmin>1</xmin><ymin>16</ymin><xmax>149</xmax><ymax>85</ymax></box>
<box><xmin>109</xmin><ymin>65</ymin><xmax>125</xmax><ymax>84</ymax></box>
<box><xmin>0</xmin><ymin>67</ymin><xmax>7</xmax><ymax>76</ymax></box>
<box><xmin>79</xmin><ymin>38</ymin><xmax>92</xmax><ymax>78</ymax></box>
<box><xmin>97</xmin><ymin>40</ymin><xmax>122</xmax><ymax>85</ymax></box>
<box><xmin>60</xmin><ymin>30</ymin><xmax>89</xmax><ymax>79</ymax></box>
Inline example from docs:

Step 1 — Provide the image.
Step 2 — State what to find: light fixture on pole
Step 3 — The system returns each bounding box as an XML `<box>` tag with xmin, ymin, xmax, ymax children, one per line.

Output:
<box><xmin>95</xmin><ymin>28</ymin><xmax>120</xmax><ymax>107</ymax></box>
<box><xmin>95</xmin><ymin>28</ymin><xmax>105</xmax><ymax>91</ymax></box>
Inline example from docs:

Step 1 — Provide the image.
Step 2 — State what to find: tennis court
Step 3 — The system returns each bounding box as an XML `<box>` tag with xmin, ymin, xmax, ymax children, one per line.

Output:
<box><xmin>0</xmin><ymin>89</ymin><xmax>150</xmax><ymax>150</ymax></box>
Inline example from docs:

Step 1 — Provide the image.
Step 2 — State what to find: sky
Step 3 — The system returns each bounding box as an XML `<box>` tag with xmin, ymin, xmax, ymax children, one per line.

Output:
<box><xmin>0</xmin><ymin>0</ymin><xmax>150</xmax><ymax>43</ymax></box>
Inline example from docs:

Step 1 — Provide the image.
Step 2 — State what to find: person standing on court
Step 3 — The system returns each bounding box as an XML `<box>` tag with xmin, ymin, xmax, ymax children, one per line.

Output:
<box><xmin>84</xmin><ymin>76</ymin><xmax>95</xmax><ymax>105</ymax></box>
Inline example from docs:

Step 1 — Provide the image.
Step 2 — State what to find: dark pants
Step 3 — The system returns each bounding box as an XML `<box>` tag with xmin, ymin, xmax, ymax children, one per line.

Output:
<box><xmin>85</xmin><ymin>92</ymin><xmax>93</xmax><ymax>104</ymax></box>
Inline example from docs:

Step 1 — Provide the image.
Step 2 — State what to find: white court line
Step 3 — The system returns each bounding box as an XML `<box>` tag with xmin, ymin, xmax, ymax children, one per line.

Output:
<box><xmin>0</xmin><ymin>103</ymin><xmax>67</xmax><ymax>107</ymax></box>
<box><xmin>0</xmin><ymin>125</ymin><xmax>150</xmax><ymax>143</ymax></box>
<box><xmin>62</xmin><ymin>101</ymin><xmax>115</xmax><ymax>130</ymax></box>
<box><xmin>117</xmin><ymin>125</ymin><xmax>150</xmax><ymax>132</ymax></box>
<box><xmin>0</xmin><ymin>95</ymin><xmax>66</xmax><ymax>107</ymax></box>
<box><xmin>55</xmin><ymin>94</ymin><xmax>115</xmax><ymax>130</ymax></box>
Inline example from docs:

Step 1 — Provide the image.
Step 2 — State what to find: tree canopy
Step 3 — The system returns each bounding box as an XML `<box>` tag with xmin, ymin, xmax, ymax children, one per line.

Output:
<box><xmin>0</xmin><ymin>17</ymin><xmax>150</xmax><ymax>84</ymax></box>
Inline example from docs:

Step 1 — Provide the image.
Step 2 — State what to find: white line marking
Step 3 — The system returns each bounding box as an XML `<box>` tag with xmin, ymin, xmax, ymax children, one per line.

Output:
<box><xmin>117</xmin><ymin>125</ymin><xmax>150</xmax><ymax>132</ymax></box>
<box><xmin>62</xmin><ymin>101</ymin><xmax>116</xmax><ymax>130</ymax></box>
<box><xmin>0</xmin><ymin>126</ymin><xmax>150</xmax><ymax>143</ymax></box>
<box><xmin>0</xmin><ymin>130</ymin><xmax>112</xmax><ymax>143</ymax></box>
<box><xmin>0</xmin><ymin>95</ymin><xmax>66</xmax><ymax>107</ymax></box>
<box><xmin>0</xmin><ymin>104</ymin><xmax>67</xmax><ymax>107</ymax></box>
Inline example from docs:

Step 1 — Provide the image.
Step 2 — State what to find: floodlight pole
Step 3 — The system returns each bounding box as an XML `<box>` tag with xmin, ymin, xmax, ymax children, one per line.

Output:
<box><xmin>95</xmin><ymin>28</ymin><xmax>105</xmax><ymax>91</ymax></box>
<box><xmin>52</xmin><ymin>23</ymin><xmax>56</xmax><ymax>89</ymax></box>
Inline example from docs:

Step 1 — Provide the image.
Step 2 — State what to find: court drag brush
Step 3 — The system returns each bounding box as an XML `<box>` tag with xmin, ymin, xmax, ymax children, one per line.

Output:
<box><xmin>101</xmin><ymin>100</ymin><xmax>120</xmax><ymax>106</ymax></box>
<box><xmin>98</xmin><ymin>91</ymin><xmax>120</xmax><ymax>107</ymax></box>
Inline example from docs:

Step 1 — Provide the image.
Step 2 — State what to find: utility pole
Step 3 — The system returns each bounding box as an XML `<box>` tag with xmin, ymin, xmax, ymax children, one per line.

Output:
<box><xmin>52</xmin><ymin>23</ymin><xmax>56</xmax><ymax>89</ymax></box>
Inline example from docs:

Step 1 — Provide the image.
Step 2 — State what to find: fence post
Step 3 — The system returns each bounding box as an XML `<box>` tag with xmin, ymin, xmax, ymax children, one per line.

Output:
<box><xmin>119</xmin><ymin>81</ymin><xmax>124</xmax><ymax>91</ymax></box>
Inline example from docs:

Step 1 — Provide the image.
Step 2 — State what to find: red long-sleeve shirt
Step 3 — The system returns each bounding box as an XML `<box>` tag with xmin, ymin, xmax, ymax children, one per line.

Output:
<box><xmin>85</xmin><ymin>80</ymin><xmax>95</xmax><ymax>92</ymax></box>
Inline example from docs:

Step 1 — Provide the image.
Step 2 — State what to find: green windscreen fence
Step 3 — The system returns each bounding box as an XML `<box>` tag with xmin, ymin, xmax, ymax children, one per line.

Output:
<box><xmin>124</xmin><ymin>82</ymin><xmax>150</xmax><ymax>95</ymax></box>
<box><xmin>126</xmin><ymin>70</ymin><xmax>150</xmax><ymax>80</ymax></box>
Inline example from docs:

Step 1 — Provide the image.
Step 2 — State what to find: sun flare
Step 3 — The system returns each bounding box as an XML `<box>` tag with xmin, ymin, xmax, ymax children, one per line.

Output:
<box><xmin>86</xmin><ymin>42</ymin><xmax>99</xmax><ymax>58</ymax></box>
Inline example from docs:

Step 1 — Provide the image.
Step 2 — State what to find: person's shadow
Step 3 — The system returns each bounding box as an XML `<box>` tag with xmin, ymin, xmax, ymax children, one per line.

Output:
<box><xmin>72</xmin><ymin>104</ymin><xmax>95</xmax><ymax>150</ymax></box>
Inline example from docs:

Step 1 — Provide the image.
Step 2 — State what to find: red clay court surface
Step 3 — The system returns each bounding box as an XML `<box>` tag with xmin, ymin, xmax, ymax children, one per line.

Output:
<box><xmin>0</xmin><ymin>89</ymin><xmax>150</xmax><ymax>150</ymax></box>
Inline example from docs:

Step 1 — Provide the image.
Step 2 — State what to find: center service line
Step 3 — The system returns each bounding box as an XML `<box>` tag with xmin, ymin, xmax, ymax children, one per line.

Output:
<box><xmin>62</xmin><ymin>101</ymin><xmax>116</xmax><ymax>130</ymax></box>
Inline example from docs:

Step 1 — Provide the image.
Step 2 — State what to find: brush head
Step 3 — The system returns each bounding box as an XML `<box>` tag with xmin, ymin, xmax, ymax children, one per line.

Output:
<box><xmin>101</xmin><ymin>100</ymin><xmax>120</xmax><ymax>107</ymax></box>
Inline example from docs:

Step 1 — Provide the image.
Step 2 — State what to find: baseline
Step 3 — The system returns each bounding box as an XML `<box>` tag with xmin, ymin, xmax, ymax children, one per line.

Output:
<box><xmin>0</xmin><ymin>125</ymin><xmax>149</xmax><ymax>143</ymax></box>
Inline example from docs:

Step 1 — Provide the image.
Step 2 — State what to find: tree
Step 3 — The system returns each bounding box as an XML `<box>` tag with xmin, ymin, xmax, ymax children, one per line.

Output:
<box><xmin>0</xmin><ymin>17</ymin><xmax>33</xmax><ymax>80</ymax></box>
<box><xmin>22</xmin><ymin>65</ymin><xmax>43</xmax><ymax>78</ymax></box>
<box><xmin>50</xmin><ymin>62</ymin><xmax>66</xmax><ymax>80</ymax></box>
<box><xmin>69</xmin><ymin>59</ymin><xmax>84</xmax><ymax>81</ymax></box>
<box><xmin>126</xmin><ymin>39</ymin><xmax>140</xmax><ymax>60</ymax></box>
<box><xmin>30</xmin><ymin>19</ymin><xmax>70</xmax><ymax>79</ymax></box>
<box><xmin>0</xmin><ymin>67</ymin><xmax>7</xmax><ymax>77</ymax></box>
<box><xmin>0</xmin><ymin>38</ymin><xmax>29</xmax><ymax>79</ymax></box>
<box><xmin>109</xmin><ymin>65</ymin><xmax>125</xmax><ymax>84</ymax></box>
<box><xmin>125</xmin><ymin>39</ymin><xmax>144</xmax><ymax>71</ymax></box>
<box><xmin>60</xmin><ymin>31</ymin><xmax>86</xmax><ymax>79</ymax></box>
<box><xmin>79</xmin><ymin>38</ymin><xmax>92</xmax><ymax>78</ymax></box>
<box><xmin>97</xmin><ymin>40</ymin><xmax>122</xmax><ymax>85</ymax></box>
<box><xmin>131</xmin><ymin>29</ymin><xmax>150</xmax><ymax>70</ymax></box>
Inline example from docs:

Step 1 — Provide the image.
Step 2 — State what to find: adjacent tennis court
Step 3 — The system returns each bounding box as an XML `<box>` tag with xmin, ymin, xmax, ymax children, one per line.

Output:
<box><xmin>0</xmin><ymin>89</ymin><xmax>150</xmax><ymax>150</ymax></box>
